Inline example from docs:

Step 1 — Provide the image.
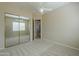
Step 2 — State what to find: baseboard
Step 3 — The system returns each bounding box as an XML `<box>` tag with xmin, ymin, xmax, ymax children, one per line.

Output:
<box><xmin>54</xmin><ymin>41</ymin><xmax>79</xmax><ymax>51</ymax></box>
<box><xmin>43</xmin><ymin>38</ymin><xmax>79</xmax><ymax>51</ymax></box>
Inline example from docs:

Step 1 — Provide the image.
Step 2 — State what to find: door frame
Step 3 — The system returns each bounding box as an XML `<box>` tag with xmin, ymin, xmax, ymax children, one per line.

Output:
<box><xmin>33</xmin><ymin>19</ymin><xmax>42</xmax><ymax>40</ymax></box>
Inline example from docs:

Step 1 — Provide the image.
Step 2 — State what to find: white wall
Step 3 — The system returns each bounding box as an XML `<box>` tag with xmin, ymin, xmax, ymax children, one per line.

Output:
<box><xmin>0</xmin><ymin>12</ymin><xmax>5</xmax><ymax>49</ymax></box>
<box><xmin>42</xmin><ymin>3</ymin><xmax>79</xmax><ymax>49</ymax></box>
<box><xmin>0</xmin><ymin>3</ymin><xmax>33</xmax><ymax>48</ymax></box>
<box><xmin>33</xmin><ymin>12</ymin><xmax>42</xmax><ymax>20</ymax></box>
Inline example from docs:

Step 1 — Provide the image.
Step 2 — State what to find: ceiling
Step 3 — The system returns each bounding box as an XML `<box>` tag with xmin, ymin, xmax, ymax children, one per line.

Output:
<box><xmin>0</xmin><ymin>2</ymin><xmax>69</xmax><ymax>14</ymax></box>
<box><xmin>27</xmin><ymin>2</ymin><xmax>69</xmax><ymax>9</ymax></box>
<box><xmin>27</xmin><ymin>2</ymin><xmax>69</xmax><ymax>13</ymax></box>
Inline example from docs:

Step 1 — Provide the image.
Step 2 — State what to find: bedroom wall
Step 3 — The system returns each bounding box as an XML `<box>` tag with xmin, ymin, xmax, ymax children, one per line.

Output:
<box><xmin>42</xmin><ymin>3</ymin><xmax>79</xmax><ymax>49</ymax></box>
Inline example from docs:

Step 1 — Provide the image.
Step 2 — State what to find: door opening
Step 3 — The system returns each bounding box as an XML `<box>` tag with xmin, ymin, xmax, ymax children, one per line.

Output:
<box><xmin>34</xmin><ymin>20</ymin><xmax>41</xmax><ymax>40</ymax></box>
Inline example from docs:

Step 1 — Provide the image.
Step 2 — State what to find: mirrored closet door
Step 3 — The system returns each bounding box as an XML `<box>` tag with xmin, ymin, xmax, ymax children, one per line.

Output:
<box><xmin>5</xmin><ymin>14</ymin><xmax>30</xmax><ymax>48</ymax></box>
<box><xmin>19</xmin><ymin>18</ymin><xmax>30</xmax><ymax>43</ymax></box>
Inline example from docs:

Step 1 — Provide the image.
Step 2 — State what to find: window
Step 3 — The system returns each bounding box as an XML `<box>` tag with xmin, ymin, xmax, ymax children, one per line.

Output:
<box><xmin>13</xmin><ymin>22</ymin><xmax>25</xmax><ymax>31</ymax></box>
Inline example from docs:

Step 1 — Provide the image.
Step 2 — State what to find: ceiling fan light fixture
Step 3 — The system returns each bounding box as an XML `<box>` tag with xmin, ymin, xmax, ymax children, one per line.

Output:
<box><xmin>40</xmin><ymin>8</ymin><xmax>44</xmax><ymax>13</ymax></box>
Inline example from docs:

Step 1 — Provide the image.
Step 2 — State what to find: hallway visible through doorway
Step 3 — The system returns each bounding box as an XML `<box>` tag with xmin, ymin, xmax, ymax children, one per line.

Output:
<box><xmin>34</xmin><ymin>20</ymin><xmax>41</xmax><ymax>40</ymax></box>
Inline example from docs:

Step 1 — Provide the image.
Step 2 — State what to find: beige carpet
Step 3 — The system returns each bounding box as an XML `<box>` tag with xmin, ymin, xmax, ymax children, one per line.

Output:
<box><xmin>0</xmin><ymin>39</ymin><xmax>79</xmax><ymax>56</ymax></box>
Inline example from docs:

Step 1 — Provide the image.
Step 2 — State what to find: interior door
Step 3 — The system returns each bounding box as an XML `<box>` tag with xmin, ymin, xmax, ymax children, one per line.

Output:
<box><xmin>5</xmin><ymin>14</ymin><xmax>20</xmax><ymax>47</ymax></box>
<box><xmin>19</xmin><ymin>19</ymin><xmax>30</xmax><ymax>43</ymax></box>
<box><xmin>5</xmin><ymin>14</ymin><xmax>30</xmax><ymax>48</ymax></box>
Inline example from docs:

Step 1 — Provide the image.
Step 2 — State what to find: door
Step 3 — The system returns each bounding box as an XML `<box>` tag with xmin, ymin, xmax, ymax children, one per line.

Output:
<box><xmin>5</xmin><ymin>14</ymin><xmax>20</xmax><ymax>47</ymax></box>
<box><xmin>19</xmin><ymin>18</ymin><xmax>30</xmax><ymax>43</ymax></box>
<box><xmin>5</xmin><ymin>14</ymin><xmax>30</xmax><ymax>48</ymax></box>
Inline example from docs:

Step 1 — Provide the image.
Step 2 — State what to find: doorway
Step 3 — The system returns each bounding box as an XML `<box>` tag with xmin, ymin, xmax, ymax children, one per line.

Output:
<box><xmin>34</xmin><ymin>20</ymin><xmax>41</xmax><ymax>40</ymax></box>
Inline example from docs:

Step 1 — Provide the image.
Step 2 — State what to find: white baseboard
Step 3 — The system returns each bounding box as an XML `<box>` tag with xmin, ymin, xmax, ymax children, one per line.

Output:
<box><xmin>43</xmin><ymin>38</ymin><xmax>79</xmax><ymax>51</ymax></box>
<box><xmin>54</xmin><ymin>41</ymin><xmax>79</xmax><ymax>51</ymax></box>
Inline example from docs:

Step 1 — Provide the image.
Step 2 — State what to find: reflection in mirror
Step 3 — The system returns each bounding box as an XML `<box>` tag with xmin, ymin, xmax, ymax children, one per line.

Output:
<box><xmin>5</xmin><ymin>14</ymin><xmax>30</xmax><ymax>48</ymax></box>
<box><xmin>19</xmin><ymin>19</ymin><xmax>30</xmax><ymax>43</ymax></box>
